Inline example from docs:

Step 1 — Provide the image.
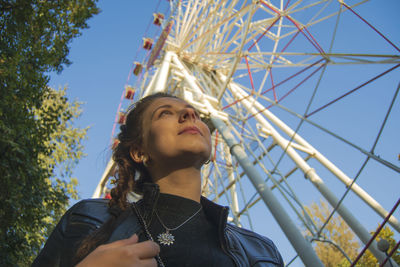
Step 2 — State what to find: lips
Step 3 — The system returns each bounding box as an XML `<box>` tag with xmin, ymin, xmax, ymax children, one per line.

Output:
<box><xmin>178</xmin><ymin>126</ymin><xmax>202</xmax><ymax>135</ymax></box>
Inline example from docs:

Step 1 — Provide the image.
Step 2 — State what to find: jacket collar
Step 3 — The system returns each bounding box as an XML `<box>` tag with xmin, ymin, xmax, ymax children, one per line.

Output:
<box><xmin>200</xmin><ymin>196</ymin><xmax>230</xmax><ymax>250</ymax></box>
<box><xmin>141</xmin><ymin>183</ymin><xmax>161</xmax><ymax>223</ymax></box>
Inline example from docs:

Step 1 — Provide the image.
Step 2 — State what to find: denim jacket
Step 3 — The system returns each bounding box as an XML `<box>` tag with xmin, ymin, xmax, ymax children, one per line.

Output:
<box><xmin>32</xmin><ymin>184</ymin><xmax>283</xmax><ymax>267</ymax></box>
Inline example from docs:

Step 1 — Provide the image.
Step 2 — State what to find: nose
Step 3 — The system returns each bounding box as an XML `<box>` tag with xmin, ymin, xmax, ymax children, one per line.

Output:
<box><xmin>179</xmin><ymin>108</ymin><xmax>197</xmax><ymax>123</ymax></box>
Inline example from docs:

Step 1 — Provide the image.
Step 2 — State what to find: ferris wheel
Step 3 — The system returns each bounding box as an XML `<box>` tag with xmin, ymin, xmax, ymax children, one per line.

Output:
<box><xmin>95</xmin><ymin>0</ymin><xmax>400</xmax><ymax>266</ymax></box>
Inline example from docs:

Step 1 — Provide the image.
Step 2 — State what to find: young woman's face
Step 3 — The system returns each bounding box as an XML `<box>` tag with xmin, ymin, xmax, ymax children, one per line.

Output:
<box><xmin>140</xmin><ymin>97</ymin><xmax>212</xmax><ymax>168</ymax></box>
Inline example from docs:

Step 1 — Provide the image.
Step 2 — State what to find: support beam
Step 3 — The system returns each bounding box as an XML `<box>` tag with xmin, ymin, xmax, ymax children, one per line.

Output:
<box><xmin>144</xmin><ymin>51</ymin><xmax>173</xmax><ymax>96</ymax></box>
<box><xmin>212</xmin><ymin>116</ymin><xmax>324</xmax><ymax>267</ymax></box>
<box><xmin>224</xmin><ymin>143</ymin><xmax>240</xmax><ymax>226</ymax></box>
<box><xmin>92</xmin><ymin>158</ymin><xmax>115</xmax><ymax>198</ymax></box>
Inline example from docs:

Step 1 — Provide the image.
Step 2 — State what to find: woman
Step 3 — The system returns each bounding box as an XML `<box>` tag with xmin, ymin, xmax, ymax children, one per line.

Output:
<box><xmin>32</xmin><ymin>93</ymin><xmax>284</xmax><ymax>267</ymax></box>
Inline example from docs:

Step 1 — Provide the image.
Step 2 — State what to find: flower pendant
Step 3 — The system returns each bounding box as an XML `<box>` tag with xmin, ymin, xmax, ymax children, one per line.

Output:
<box><xmin>157</xmin><ymin>230</ymin><xmax>175</xmax><ymax>246</ymax></box>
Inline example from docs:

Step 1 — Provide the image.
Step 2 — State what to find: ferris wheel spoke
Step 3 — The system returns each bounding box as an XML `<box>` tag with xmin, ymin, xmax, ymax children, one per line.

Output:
<box><xmin>255</xmin><ymin>92</ymin><xmax>400</xmax><ymax>175</ymax></box>
<box><xmin>234</xmin><ymin>171</ymin><xmax>255</xmax><ymax>230</ymax></box>
<box><xmin>306</xmin><ymin>63</ymin><xmax>400</xmax><ymax>117</ymax></box>
<box><xmin>232</xmin><ymin>122</ymin><xmax>309</xmax><ymax>212</ymax></box>
<box><xmin>179</xmin><ymin>4</ymin><xmax>252</xmax><ymax>52</ymax></box>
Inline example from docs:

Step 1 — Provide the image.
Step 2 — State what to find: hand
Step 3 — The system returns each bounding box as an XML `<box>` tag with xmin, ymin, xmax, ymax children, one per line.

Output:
<box><xmin>76</xmin><ymin>234</ymin><xmax>160</xmax><ymax>267</ymax></box>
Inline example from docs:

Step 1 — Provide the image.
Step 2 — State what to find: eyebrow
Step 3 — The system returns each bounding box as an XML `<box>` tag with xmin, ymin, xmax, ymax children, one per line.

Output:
<box><xmin>151</xmin><ymin>104</ymin><xmax>197</xmax><ymax>119</ymax></box>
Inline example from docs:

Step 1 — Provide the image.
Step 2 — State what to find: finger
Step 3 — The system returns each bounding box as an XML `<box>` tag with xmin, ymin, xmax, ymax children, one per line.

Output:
<box><xmin>102</xmin><ymin>234</ymin><xmax>139</xmax><ymax>249</ymax></box>
<box><xmin>128</xmin><ymin>240</ymin><xmax>160</xmax><ymax>259</ymax></box>
<box><xmin>125</xmin><ymin>233</ymin><xmax>139</xmax><ymax>244</ymax></box>
<box><xmin>138</xmin><ymin>258</ymin><xmax>158</xmax><ymax>267</ymax></box>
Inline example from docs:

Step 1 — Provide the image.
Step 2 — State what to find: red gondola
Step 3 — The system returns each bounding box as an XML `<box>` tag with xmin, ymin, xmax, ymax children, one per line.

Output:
<box><xmin>124</xmin><ymin>86</ymin><xmax>135</xmax><ymax>100</ymax></box>
<box><xmin>143</xmin><ymin>38</ymin><xmax>153</xmax><ymax>50</ymax></box>
<box><xmin>153</xmin><ymin>13</ymin><xmax>164</xmax><ymax>26</ymax></box>
<box><xmin>117</xmin><ymin>111</ymin><xmax>126</xmax><ymax>124</ymax></box>
<box><xmin>133</xmin><ymin>62</ymin><xmax>143</xmax><ymax>76</ymax></box>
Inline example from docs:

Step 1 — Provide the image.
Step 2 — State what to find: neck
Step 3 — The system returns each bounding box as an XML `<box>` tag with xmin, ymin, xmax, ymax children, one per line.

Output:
<box><xmin>151</xmin><ymin>167</ymin><xmax>202</xmax><ymax>203</ymax></box>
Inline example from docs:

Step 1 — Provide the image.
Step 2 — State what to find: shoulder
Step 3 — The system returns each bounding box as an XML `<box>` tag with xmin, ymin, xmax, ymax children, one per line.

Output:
<box><xmin>57</xmin><ymin>198</ymin><xmax>112</xmax><ymax>237</ymax></box>
<box><xmin>226</xmin><ymin>224</ymin><xmax>284</xmax><ymax>267</ymax></box>
<box><xmin>68</xmin><ymin>199</ymin><xmax>111</xmax><ymax>224</ymax></box>
<box><xmin>32</xmin><ymin>199</ymin><xmax>112</xmax><ymax>266</ymax></box>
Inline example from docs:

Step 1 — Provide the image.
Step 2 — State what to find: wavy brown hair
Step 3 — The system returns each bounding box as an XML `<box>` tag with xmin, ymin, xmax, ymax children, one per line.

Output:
<box><xmin>74</xmin><ymin>92</ymin><xmax>177</xmax><ymax>264</ymax></box>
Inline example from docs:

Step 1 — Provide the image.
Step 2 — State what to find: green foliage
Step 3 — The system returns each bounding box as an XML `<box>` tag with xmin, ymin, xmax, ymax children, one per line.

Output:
<box><xmin>0</xmin><ymin>1</ymin><xmax>98</xmax><ymax>265</ymax></box>
<box><xmin>35</xmin><ymin>86</ymin><xmax>88</xmax><ymax>204</ymax></box>
<box><xmin>0</xmin><ymin>86</ymin><xmax>89</xmax><ymax>265</ymax></box>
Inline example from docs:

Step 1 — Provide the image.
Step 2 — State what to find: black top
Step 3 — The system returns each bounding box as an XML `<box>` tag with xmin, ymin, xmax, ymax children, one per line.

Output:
<box><xmin>147</xmin><ymin>193</ymin><xmax>235</xmax><ymax>267</ymax></box>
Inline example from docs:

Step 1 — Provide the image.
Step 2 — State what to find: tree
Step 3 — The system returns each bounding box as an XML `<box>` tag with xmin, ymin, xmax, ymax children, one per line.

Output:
<box><xmin>357</xmin><ymin>226</ymin><xmax>400</xmax><ymax>266</ymax></box>
<box><xmin>304</xmin><ymin>200</ymin><xmax>400</xmax><ymax>267</ymax></box>
<box><xmin>0</xmin><ymin>1</ymin><xmax>98</xmax><ymax>265</ymax></box>
<box><xmin>1</xmin><ymin>86</ymin><xmax>89</xmax><ymax>266</ymax></box>
<box><xmin>34</xmin><ymin>86</ymin><xmax>88</xmax><ymax>222</ymax></box>
<box><xmin>303</xmin><ymin>200</ymin><xmax>360</xmax><ymax>267</ymax></box>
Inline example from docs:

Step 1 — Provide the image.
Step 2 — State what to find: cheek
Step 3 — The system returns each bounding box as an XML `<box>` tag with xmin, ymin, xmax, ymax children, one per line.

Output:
<box><xmin>206</xmin><ymin>132</ymin><xmax>212</xmax><ymax>149</ymax></box>
<box><xmin>147</xmin><ymin>126</ymin><xmax>176</xmax><ymax>155</ymax></box>
<box><xmin>148</xmin><ymin>131</ymin><xmax>168</xmax><ymax>147</ymax></box>
<box><xmin>201</xmin><ymin>125</ymin><xmax>212</xmax><ymax>152</ymax></box>
<box><xmin>201</xmin><ymin>123</ymin><xmax>211</xmax><ymax>141</ymax></box>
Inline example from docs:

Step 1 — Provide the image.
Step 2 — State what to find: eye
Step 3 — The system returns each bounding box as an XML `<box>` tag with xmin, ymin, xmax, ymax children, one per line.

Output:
<box><xmin>159</xmin><ymin>110</ymin><xmax>172</xmax><ymax>117</ymax></box>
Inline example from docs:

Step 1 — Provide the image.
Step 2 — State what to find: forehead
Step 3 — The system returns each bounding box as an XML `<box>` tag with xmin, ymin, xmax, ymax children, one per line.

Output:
<box><xmin>146</xmin><ymin>97</ymin><xmax>190</xmax><ymax>113</ymax></box>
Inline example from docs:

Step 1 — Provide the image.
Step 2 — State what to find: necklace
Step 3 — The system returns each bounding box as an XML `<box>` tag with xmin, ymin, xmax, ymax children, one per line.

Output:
<box><xmin>155</xmin><ymin>206</ymin><xmax>202</xmax><ymax>246</ymax></box>
<box><xmin>132</xmin><ymin>203</ymin><xmax>165</xmax><ymax>267</ymax></box>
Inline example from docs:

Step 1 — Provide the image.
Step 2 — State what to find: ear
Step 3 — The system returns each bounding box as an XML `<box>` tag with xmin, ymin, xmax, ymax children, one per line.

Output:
<box><xmin>129</xmin><ymin>146</ymin><xmax>144</xmax><ymax>164</ymax></box>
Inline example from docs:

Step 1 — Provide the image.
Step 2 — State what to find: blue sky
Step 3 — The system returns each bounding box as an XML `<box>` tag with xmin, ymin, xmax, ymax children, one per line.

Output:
<box><xmin>49</xmin><ymin>1</ymin><xmax>400</xmax><ymax>265</ymax></box>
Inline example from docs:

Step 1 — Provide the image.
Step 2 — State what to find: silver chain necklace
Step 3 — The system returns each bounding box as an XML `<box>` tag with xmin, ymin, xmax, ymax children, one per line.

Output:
<box><xmin>132</xmin><ymin>203</ymin><xmax>165</xmax><ymax>267</ymax></box>
<box><xmin>155</xmin><ymin>206</ymin><xmax>202</xmax><ymax>246</ymax></box>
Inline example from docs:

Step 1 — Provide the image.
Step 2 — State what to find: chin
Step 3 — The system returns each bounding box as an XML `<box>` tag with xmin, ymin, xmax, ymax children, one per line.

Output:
<box><xmin>176</xmin><ymin>148</ymin><xmax>211</xmax><ymax>164</ymax></box>
<box><xmin>181</xmin><ymin>142</ymin><xmax>211</xmax><ymax>154</ymax></box>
